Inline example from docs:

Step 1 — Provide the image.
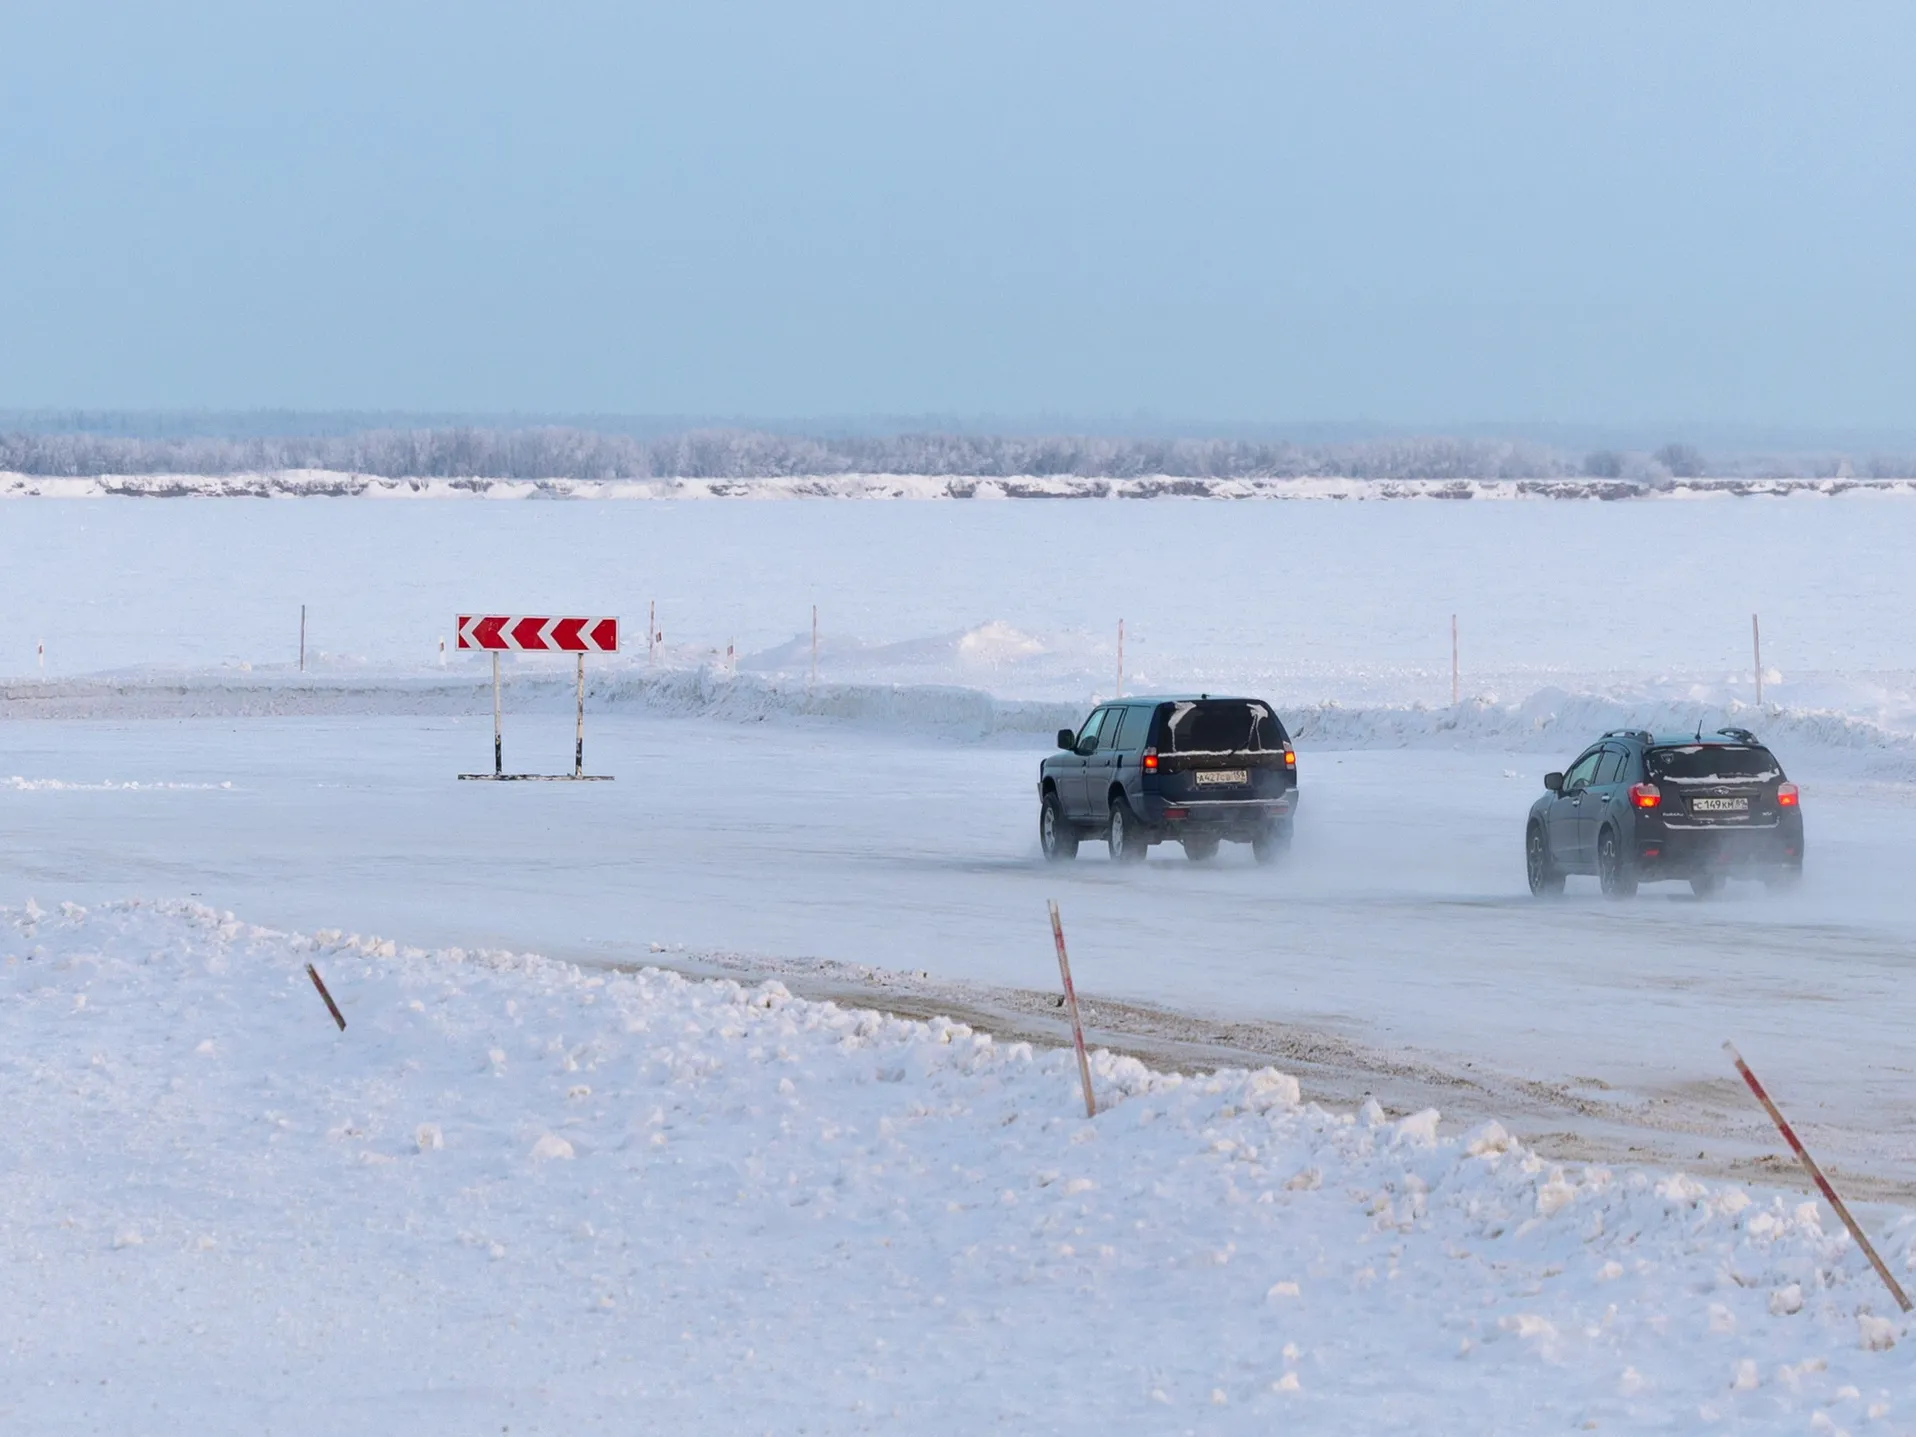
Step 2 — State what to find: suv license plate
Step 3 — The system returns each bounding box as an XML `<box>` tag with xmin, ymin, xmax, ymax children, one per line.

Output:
<box><xmin>1195</xmin><ymin>769</ymin><xmax>1249</xmax><ymax>786</ymax></box>
<box><xmin>1692</xmin><ymin>797</ymin><xmax>1749</xmax><ymax>813</ymax></box>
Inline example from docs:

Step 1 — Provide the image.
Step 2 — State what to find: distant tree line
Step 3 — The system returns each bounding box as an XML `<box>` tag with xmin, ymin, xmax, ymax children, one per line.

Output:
<box><xmin>1</xmin><ymin>426</ymin><xmax>1910</xmax><ymax>481</ymax></box>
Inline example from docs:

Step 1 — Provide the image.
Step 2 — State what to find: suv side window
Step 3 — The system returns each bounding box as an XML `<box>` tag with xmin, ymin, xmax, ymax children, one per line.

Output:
<box><xmin>1593</xmin><ymin>748</ymin><xmax>1625</xmax><ymax>786</ymax></box>
<box><xmin>1075</xmin><ymin>708</ymin><xmax>1113</xmax><ymax>756</ymax></box>
<box><xmin>1108</xmin><ymin>706</ymin><xmax>1144</xmax><ymax>753</ymax></box>
<box><xmin>1562</xmin><ymin>750</ymin><xmax>1603</xmax><ymax>792</ymax></box>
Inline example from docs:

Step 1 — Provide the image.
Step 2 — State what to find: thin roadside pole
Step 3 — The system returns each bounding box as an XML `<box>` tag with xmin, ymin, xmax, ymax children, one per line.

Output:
<box><xmin>649</xmin><ymin>600</ymin><xmax>657</xmax><ymax>666</ymax></box>
<box><xmin>1116</xmin><ymin>618</ymin><xmax>1124</xmax><ymax>699</ymax></box>
<box><xmin>1451</xmin><ymin>613</ymin><xmax>1459</xmax><ymax>706</ymax></box>
<box><xmin>1724</xmin><ymin>1041</ymin><xmax>1910</xmax><ymax>1312</ymax></box>
<box><xmin>1047</xmin><ymin>901</ymin><xmax>1097</xmax><ymax>1118</ymax></box>
<box><xmin>1753</xmin><ymin>614</ymin><xmax>1764</xmax><ymax>706</ymax></box>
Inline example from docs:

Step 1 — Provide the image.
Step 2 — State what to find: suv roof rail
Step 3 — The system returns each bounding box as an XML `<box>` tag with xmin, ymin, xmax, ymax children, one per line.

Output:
<box><xmin>1602</xmin><ymin>728</ymin><xmax>1654</xmax><ymax>744</ymax></box>
<box><xmin>1715</xmin><ymin>726</ymin><xmax>1759</xmax><ymax>743</ymax></box>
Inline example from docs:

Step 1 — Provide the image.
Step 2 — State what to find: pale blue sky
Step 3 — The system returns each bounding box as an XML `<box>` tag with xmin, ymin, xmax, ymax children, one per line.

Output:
<box><xmin>2</xmin><ymin>3</ymin><xmax>1912</xmax><ymax>426</ymax></box>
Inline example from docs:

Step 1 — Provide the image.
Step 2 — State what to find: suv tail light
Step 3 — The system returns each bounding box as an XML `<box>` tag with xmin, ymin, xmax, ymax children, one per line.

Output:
<box><xmin>1142</xmin><ymin>748</ymin><xmax>1159</xmax><ymax>772</ymax></box>
<box><xmin>1283</xmin><ymin>749</ymin><xmax>1296</xmax><ymax>769</ymax></box>
<box><xmin>1628</xmin><ymin>782</ymin><xmax>1661</xmax><ymax>809</ymax></box>
<box><xmin>1777</xmin><ymin>782</ymin><xmax>1799</xmax><ymax>808</ymax></box>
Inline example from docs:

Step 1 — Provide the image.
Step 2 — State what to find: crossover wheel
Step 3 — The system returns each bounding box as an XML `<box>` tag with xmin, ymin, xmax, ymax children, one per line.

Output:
<box><xmin>1596</xmin><ymin>827</ymin><xmax>1637</xmax><ymax>899</ymax></box>
<box><xmin>1107</xmin><ymin>798</ymin><xmax>1148</xmax><ymax>864</ymax></box>
<box><xmin>1039</xmin><ymin>790</ymin><xmax>1078</xmax><ymax>862</ymax></box>
<box><xmin>1251</xmin><ymin>817</ymin><xmax>1293</xmax><ymax>866</ymax></box>
<box><xmin>1181</xmin><ymin>834</ymin><xmax>1220</xmax><ymax>863</ymax></box>
<box><xmin>1525</xmin><ymin>822</ymin><xmax>1564</xmax><ymax>896</ymax></box>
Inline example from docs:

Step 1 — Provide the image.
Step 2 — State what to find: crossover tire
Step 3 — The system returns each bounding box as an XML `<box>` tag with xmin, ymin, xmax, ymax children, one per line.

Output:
<box><xmin>1596</xmin><ymin>826</ymin><xmax>1637</xmax><ymax>899</ymax></box>
<box><xmin>1526</xmin><ymin>822</ymin><xmax>1564</xmax><ymax>897</ymax></box>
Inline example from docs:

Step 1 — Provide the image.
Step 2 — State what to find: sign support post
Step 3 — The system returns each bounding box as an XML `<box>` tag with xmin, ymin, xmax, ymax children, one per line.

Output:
<box><xmin>574</xmin><ymin>653</ymin><xmax>587</xmax><ymax>778</ymax></box>
<box><xmin>456</xmin><ymin>615</ymin><xmax>618</xmax><ymax>781</ymax></box>
<box><xmin>492</xmin><ymin>652</ymin><xmax>503</xmax><ymax>776</ymax></box>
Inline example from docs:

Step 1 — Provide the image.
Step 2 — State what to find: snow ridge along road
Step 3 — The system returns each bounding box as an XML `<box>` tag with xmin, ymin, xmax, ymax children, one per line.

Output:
<box><xmin>2</xmin><ymin>899</ymin><xmax>1909</xmax><ymax>1433</ymax></box>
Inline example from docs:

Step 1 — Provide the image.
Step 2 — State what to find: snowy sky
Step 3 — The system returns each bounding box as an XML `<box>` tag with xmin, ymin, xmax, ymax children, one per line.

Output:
<box><xmin>3</xmin><ymin>2</ymin><xmax>1913</xmax><ymax>427</ymax></box>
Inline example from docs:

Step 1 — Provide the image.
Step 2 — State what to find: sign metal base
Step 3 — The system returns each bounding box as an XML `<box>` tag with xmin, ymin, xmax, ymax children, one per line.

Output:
<box><xmin>457</xmin><ymin>773</ymin><xmax>614</xmax><ymax>782</ymax></box>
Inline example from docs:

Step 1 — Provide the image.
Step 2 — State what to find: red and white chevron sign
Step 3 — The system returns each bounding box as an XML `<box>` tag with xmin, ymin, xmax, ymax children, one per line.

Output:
<box><xmin>456</xmin><ymin>615</ymin><xmax>620</xmax><ymax>652</ymax></box>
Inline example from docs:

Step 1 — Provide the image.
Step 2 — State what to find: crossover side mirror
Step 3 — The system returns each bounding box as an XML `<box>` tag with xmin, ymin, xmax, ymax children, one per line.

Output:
<box><xmin>1057</xmin><ymin>728</ymin><xmax>1077</xmax><ymax>751</ymax></box>
<box><xmin>1544</xmin><ymin>771</ymin><xmax>1564</xmax><ymax>793</ymax></box>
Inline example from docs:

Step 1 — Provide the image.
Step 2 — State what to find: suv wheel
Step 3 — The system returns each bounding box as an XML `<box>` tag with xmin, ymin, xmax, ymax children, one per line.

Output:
<box><xmin>1690</xmin><ymin>871</ymin><xmax>1725</xmax><ymax>899</ymax></box>
<box><xmin>1040</xmin><ymin>790</ymin><xmax>1077</xmax><ymax>862</ymax></box>
<box><xmin>1107</xmin><ymin>798</ymin><xmax>1147</xmax><ymax>864</ymax></box>
<box><xmin>1525</xmin><ymin>822</ymin><xmax>1564</xmax><ymax>897</ymax></box>
<box><xmin>1181</xmin><ymin>834</ymin><xmax>1219</xmax><ymax>863</ymax></box>
<box><xmin>1596</xmin><ymin>827</ymin><xmax>1637</xmax><ymax>899</ymax></box>
<box><xmin>1251</xmin><ymin>818</ymin><xmax>1292</xmax><ymax>865</ymax></box>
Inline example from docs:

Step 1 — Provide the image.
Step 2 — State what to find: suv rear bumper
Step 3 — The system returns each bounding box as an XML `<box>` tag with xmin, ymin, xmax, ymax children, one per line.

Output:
<box><xmin>1635</xmin><ymin>820</ymin><xmax>1803</xmax><ymax>876</ymax></box>
<box><xmin>1139</xmin><ymin>792</ymin><xmax>1295</xmax><ymax>835</ymax></box>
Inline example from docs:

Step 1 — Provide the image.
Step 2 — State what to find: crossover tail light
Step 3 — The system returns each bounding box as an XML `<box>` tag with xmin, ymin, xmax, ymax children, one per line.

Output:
<box><xmin>1777</xmin><ymin>782</ymin><xmax>1799</xmax><ymax>808</ymax></box>
<box><xmin>1628</xmin><ymin>782</ymin><xmax>1661</xmax><ymax>809</ymax></box>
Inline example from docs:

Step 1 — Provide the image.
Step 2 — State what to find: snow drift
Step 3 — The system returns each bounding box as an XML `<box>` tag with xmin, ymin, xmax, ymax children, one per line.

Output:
<box><xmin>1</xmin><ymin>898</ymin><xmax>1909</xmax><ymax>1432</ymax></box>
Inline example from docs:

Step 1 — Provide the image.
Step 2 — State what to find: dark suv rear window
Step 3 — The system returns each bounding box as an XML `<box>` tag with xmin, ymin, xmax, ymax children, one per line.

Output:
<box><xmin>1155</xmin><ymin>700</ymin><xmax>1288</xmax><ymax>753</ymax></box>
<box><xmin>1647</xmin><ymin>745</ymin><xmax>1782</xmax><ymax>782</ymax></box>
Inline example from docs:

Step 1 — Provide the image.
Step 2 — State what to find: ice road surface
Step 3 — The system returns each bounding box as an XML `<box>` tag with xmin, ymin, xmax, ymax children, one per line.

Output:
<box><xmin>8</xmin><ymin>713</ymin><xmax>1916</xmax><ymax>1198</ymax></box>
<box><xmin>2</xmin><ymin>899</ymin><xmax>1910</xmax><ymax>1434</ymax></box>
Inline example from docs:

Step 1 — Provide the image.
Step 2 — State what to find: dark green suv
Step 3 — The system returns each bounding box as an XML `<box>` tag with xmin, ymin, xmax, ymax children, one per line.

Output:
<box><xmin>1038</xmin><ymin>695</ymin><xmax>1298</xmax><ymax>865</ymax></box>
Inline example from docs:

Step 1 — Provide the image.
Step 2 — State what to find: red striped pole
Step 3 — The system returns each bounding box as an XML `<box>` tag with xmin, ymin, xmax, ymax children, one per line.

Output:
<box><xmin>1724</xmin><ymin>1042</ymin><xmax>1908</xmax><ymax>1311</ymax></box>
<box><xmin>1048</xmin><ymin>901</ymin><xmax>1097</xmax><ymax>1118</ymax></box>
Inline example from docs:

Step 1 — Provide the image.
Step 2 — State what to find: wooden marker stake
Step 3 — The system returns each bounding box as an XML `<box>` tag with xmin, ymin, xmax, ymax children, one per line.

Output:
<box><xmin>306</xmin><ymin>963</ymin><xmax>347</xmax><ymax>1032</ymax></box>
<box><xmin>1047</xmin><ymin>900</ymin><xmax>1096</xmax><ymax>1117</ymax></box>
<box><xmin>1724</xmin><ymin>1041</ymin><xmax>1909</xmax><ymax>1311</ymax></box>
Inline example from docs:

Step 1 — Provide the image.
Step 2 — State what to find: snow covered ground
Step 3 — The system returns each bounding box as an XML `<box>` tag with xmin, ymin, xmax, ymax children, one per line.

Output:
<box><xmin>7</xmin><ymin>497</ymin><xmax>1916</xmax><ymax>1429</ymax></box>
<box><xmin>3</xmin><ymin>899</ymin><xmax>1910</xmax><ymax>1433</ymax></box>
<box><xmin>7</xmin><ymin>496</ymin><xmax>1916</xmax><ymax>722</ymax></box>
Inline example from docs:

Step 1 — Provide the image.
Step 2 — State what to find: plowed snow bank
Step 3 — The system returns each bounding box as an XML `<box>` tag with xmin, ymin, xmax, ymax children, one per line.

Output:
<box><xmin>1</xmin><ymin>899</ymin><xmax>1909</xmax><ymax>1431</ymax></box>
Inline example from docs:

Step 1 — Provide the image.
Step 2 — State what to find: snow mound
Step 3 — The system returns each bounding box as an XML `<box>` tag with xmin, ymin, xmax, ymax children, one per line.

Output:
<box><xmin>1</xmin><ymin>898</ymin><xmax>1910</xmax><ymax>1429</ymax></box>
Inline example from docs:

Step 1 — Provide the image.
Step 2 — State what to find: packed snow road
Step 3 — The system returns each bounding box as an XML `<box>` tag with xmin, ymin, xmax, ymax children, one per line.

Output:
<box><xmin>7</xmin><ymin>711</ymin><xmax>1916</xmax><ymax>1193</ymax></box>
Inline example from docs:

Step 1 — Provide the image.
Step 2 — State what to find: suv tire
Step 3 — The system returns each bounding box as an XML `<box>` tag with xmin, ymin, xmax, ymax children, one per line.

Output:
<box><xmin>1525</xmin><ymin>822</ymin><xmax>1564</xmax><ymax>896</ymax></box>
<box><xmin>1251</xmin><ymin>817</ymin><xmax>1292</xmax><ymax>866</ymax></box>
<box><xmin>1690</xmin><ymin>871</ymin><xmax>1725</xmax><ymax>899</ymax></box>
<box><xmin>1107</xmin><ymin>797</ymin><xmax>1148</xmax><ymax>864</ymax></box>
<box><xmin>1040</xmin><ymin>790</ymin><xmax>1077</xmax><ymax>862</ymax></box>
<box><xmin>1596</xmin><ymin>827</ymin><xmax>1637</xmax><ymax>899</ymax></box>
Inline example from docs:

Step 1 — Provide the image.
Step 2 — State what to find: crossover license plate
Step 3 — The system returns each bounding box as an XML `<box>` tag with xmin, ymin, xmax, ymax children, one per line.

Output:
<box><xmin>1691</xmin><ymin>797</ymin><xmax>1749</xmax><ymax>813</ymax></box>
<box><xmin>1195</xmin><ymin>769</ymin><xmax>1250</xmax><ymax>786</ymax></box>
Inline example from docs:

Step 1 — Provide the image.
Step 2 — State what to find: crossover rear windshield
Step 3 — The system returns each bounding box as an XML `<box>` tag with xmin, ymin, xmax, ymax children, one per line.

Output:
<box><xmin>1155</xmin><ymin>700</ymin><xmax>1288</xmax><ymax>753</ymax></box>
<box><xmin>1647</xmin><ymin>745</ymin><xmax>1782</xmax><ymax>782</ymax></box>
